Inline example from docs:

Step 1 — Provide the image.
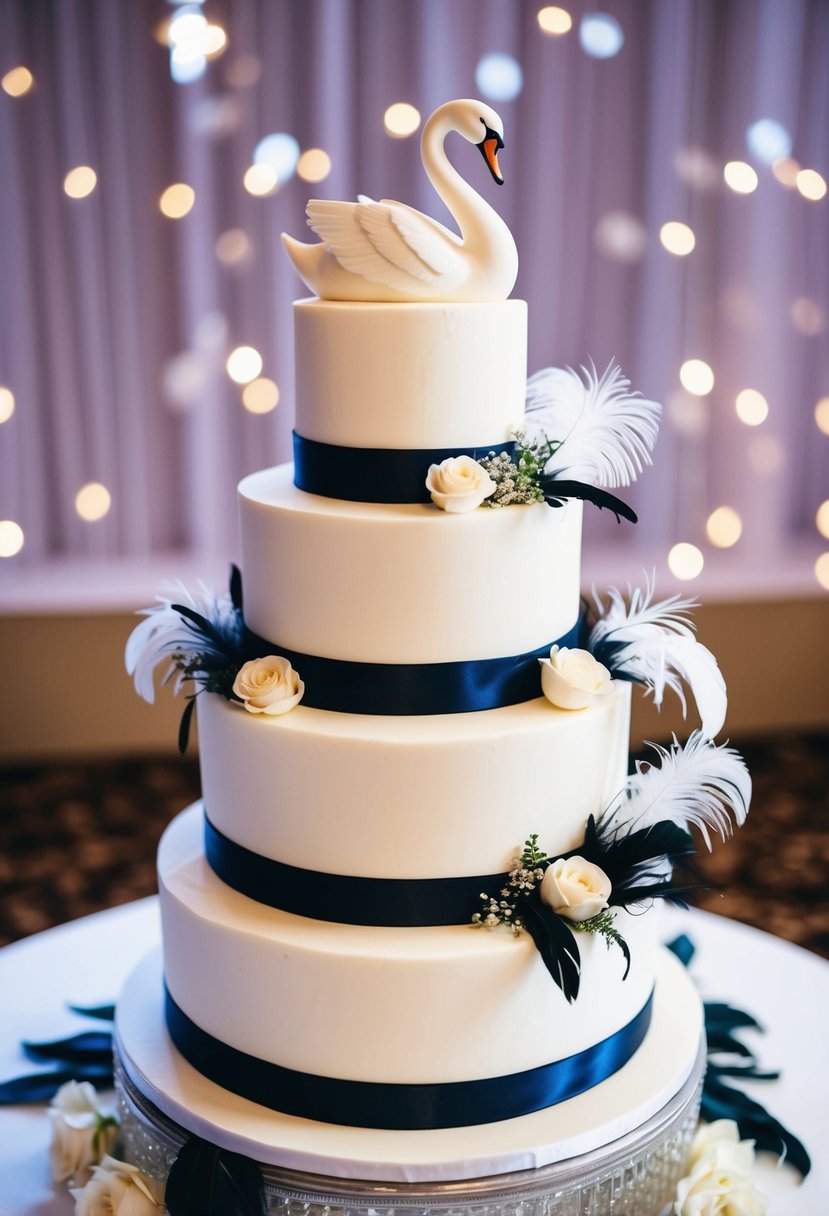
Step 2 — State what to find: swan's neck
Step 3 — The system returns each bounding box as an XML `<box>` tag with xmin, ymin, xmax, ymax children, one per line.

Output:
<box><xmin>421</xmin><ymin>114</ymin><xmax>511</xmax><ymax>259</ymax></box>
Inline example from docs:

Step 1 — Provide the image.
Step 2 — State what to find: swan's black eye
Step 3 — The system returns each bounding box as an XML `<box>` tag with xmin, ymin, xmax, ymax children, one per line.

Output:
<box><xmin>478</xmin><ymin>120</ymin><xmax>504</xmax><ymax>150</ymax></box>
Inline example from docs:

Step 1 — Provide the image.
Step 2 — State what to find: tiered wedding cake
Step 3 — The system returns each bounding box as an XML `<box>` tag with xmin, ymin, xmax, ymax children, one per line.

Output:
<box><xmin>120</xmin><ymin>100</ymin><xmax>750</xmax><ymax>1208</ymax></box>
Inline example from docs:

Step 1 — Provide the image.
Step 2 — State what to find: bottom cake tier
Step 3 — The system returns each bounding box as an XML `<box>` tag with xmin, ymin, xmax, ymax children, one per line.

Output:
<box><xmin>114</xmin><ymin>946</ymin><xmax>703</xmax><ymax>1208</ymax></box>
<box><xmin>158</xmin><ymin>803</ymin><xmax>663</xmax><ymax>1120</ymax></box>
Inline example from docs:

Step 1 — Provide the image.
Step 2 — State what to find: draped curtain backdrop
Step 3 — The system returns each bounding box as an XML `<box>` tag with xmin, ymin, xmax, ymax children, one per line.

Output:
<box><xmin>1</xmin><ymin>0</ymin><xmax>827</xmax><ymax>593</ymax></box>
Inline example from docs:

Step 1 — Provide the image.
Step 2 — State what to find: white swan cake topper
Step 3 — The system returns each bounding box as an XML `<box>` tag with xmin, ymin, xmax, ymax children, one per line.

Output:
<box><xmin>282</xmin><ymin>98</ymin><xmax>519</xmax><ymax>302</ymax></box>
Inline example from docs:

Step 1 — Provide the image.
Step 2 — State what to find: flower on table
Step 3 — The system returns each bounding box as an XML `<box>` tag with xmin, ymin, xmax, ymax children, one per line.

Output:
<box><xmin>233</xmin><ymin>655</ymin><xmax>304</xmax><ymax>716</ymax></box>
<box><xmin>540</xmin><ymin>856</ymin><xmax>612</xmax><ymax>922</ymax></box>
<box><xmin>70</xmin><ymin>1156</ymin><xmax>164</xmax><ymax>1215</ymax></box>
<box><xmin>539</xmin><ymin>645</ymin><xmax>613</xmax><ymax>710</ymax></box>
<box><xmin>674</xmin><ymin>1119</ymin><xmax>767</xmax><ymax>1215</ymax></box>
<box><xmin>425</xmin><ymin>455</ymin><xmax>496</xmax><ymax>513</ymax></box>
<box><xmin>49</xmin><ymin>1080</ymin><xmax>119</xmax><ymax>1186</ymax></box>
<box><xmin>686</xmin><ymin>1119</ymin><xmax>756</xmax><ymax>1172</ymax></box>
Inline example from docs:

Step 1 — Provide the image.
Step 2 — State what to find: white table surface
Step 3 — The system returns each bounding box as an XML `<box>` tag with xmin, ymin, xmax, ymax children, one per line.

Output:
<box><xmin>0</xmin><ymin>900</ymin><xmax>826</xmax><ymax>1213</ymax></box>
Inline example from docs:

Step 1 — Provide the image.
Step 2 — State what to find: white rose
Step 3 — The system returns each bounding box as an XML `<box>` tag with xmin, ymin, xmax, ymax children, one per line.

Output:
<box><xmin>538</xmin><ymin>645</ymin><xmax>613</xmax><ymax>710</ymax></box>
<box><xmin>49</xmin><ymin>1081</ymin><xmax>119</xmax><ymax>1185</ymax></box>
<box><xmin>674</xmin><ymin>1150</ymin><xmax>767</xmax><ymax>1216</ymax></box>
<box><xmin>540</xmin><ymin>856</ymin><xmax>612</xmax><ymax>922</ymax></box>
<box><xmin>232</xmin><ymin>655</ymin><xmax>304</xmax><ymax>715</ymax></box>
<box><xmin>71</xmin><ymin>1157</ymin><xmax>164</xmax><ymax>1216</ymax></box>
<box><xmin>688</xmin><ymin>1120</ymin><xmax>753</xmax><ymax>1170</ymax></box>
<box><xmin>425</xmin><ymin>455</ymin><xmax>496</xmax><ymax>513</ymax></box>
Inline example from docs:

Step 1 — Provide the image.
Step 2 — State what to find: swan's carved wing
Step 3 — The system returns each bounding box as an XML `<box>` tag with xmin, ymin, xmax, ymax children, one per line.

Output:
<box><xmin>306</xmin><ymin>200</ymin><xmax>465</xmax><ymax>291</ymax></box>
<box><xmin>386</xmin><ymin>206</ymin><xmax>465</xmax><ymax>279</ymax></box>
<box><xmin>380</xmin><ymin>199</ymin><xmax>461</xmax><ymax>248</ymax></box>
<box><xmin>306</xmin><ymin>200</ymin><xmax>424</xmax><ymax>291</ymax></box>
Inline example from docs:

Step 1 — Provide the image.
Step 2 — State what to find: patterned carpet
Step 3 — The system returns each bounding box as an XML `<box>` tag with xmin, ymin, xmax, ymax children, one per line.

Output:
<box><xmin>1</xmin><ymin>732</ymin><xmax>827</xmax><ymax>958</ymax></box>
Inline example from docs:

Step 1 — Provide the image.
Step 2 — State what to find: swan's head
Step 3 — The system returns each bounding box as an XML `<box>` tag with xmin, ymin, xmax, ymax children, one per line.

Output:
<box><xmin>432</xmin><ymin>99</ymin><xmax>507</xmax><ymax>186</ymax></box>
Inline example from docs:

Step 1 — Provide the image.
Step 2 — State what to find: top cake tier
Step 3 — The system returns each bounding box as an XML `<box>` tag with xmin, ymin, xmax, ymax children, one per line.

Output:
<box><xmin>293</xmin><ymin>299</ymin><xmax>527</xmax><ymax>450</ymax></box>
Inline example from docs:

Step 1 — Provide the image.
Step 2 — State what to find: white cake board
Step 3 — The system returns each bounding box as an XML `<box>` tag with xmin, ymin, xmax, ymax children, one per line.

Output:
<box><xmin>115</xmin><ymin>947</ymin><xmax>702</xmax><ymax>1184</ymax></box>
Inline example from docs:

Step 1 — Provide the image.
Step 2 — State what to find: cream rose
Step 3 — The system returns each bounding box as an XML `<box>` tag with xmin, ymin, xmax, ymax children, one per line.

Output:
<box><xmin>674</xmin><ymin>1121</ymin><xmax>765</xmax><ymax>1216</ymax></box>
<box><xmin>687</xmin><ymin>1120</ymin><xmax>753</xmax><ymax>1171</ymax></box>
<box><xmin>49</xmin><ymin>1080</ymin><xmax>119</xmax><ymax>1185</ymax></box>
<box><xmin>540</xmin><ymin>856</ymin><xmax>612</xmax><ymax>922</ymax></box>
<box><xmin>674</xmin><ymin>1152</ymin><xmax>766</xmax><ymax>1216</ymax></box>
<box><xmin>232</xmin><ymin>655</ymin><xmax>304</xmax><ymax>715</ymax></box>
<box><xmin>71</xmin><ymin>1156</ymin><xmax>164</xmax><ymax>1216</ymax></box>
<box><xmin>538</xmin><ymin>645</ymin><xmax>613</xmax><ymax>710</ymax></box>
<box><xmin>425</xmin><ymin>455</ymin><xmax>496</xmax><ymax>513</ymax></box>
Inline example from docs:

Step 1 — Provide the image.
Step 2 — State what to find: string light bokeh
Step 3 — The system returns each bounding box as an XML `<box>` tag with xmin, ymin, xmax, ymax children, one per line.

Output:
<box><xmin>0</xmin><ymin>1</ymin><xmax>826</xmax><ymax>597</ymax></box>
<box><xmin>159</xmin><ymin>183</ymin><xmax>196</xmax><ymax>218</ymax></box>
<box><xmin>383</xmin><ymin>103</ymin><xmax>421</xmax><ymax>138</ymax></box>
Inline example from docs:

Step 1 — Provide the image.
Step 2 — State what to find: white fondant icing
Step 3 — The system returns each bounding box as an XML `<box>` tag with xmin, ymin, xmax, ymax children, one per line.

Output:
<box><xmin>239</xmin><ymin>466</ymin><xmax>582</xmax><ymax>663</ymax></box>
<box><xmin>293</xmin><ymin>299</ymin><xmax>527</xmax><ymax>449</ymax></box>
<box><xmin>198</xmin><ymin>683</ymin><xmax>631</xmax><ymax>879</ymax></box>
<box><xmin>116</xmin><ymin>948</ymin><xmax>703</xmax><ymax>1181</ymax></box>
<box><xmin>159</xmin><ymin>805</ymin><xmax>659</xmax><ymax>1086</ymax></box>
<box><xmin>282</xmin><ymin>100</ymin><xmax>519</xmax><ymax>303</ymax></box>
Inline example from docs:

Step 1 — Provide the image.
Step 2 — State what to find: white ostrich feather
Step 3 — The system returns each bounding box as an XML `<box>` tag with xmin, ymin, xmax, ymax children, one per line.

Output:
<box><xmin>124</xmin><ymin>581</ymin><xmax>236</xmax><ymax>704</ymax></box>
<box><xmin>602</xmin><ymin>731</ymin><xmax>751</xmax><ymax>852</ymax></box>
<box><xmin>589</xmin><ymin>578</ymin><xmax>698</xmax><ymax>647</ymax></box>
<box><xmin>524</xmin><ymin>360</ymin><xmax>661</xmax><ymax>488</ymax></box>
<box><xmin>589</xmin><ymin>577</ymin><xmax>727</xmax><ymax>739</ymax></box>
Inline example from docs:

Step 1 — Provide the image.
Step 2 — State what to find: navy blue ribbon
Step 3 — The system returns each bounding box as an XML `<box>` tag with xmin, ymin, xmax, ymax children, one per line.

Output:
<box><xmin>164</xmin><ymin>984</ymin><xmax>654</xmax><ymax>1130</ymax></box>
<box><xmin>293</xmin><ymin>432</ymin><xmax>516</xmax><ymax>504</ymax></box>
<box><xmin>204</xmin><ymin>813</ymin><xmax>507</xmax><ymax>926</ymax></box>
<box><xmin>242</xmin><ymin>620</ymin><xmax>580</xmax><ymax>716</ymax></box>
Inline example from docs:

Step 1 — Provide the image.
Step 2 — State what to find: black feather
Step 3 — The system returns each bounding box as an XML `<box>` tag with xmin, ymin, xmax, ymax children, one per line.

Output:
<box><xmin>609</xmin><ymin>881</ymin><xmax>695</xmax><ymax>907</ymax></box>
<box><xmin>67</xmin><ymin>1003</ymin><xmax>116</xmax><ymax>1021</ymax></box>
<box><xmin>521</xmin><ymin>890</ymin><xmax>581</xmax><ymax>1002</ymax></box>
<box><xmin>704</xmin><ymin>1001</ymin><xmax>763</xmax><ymax>1036</ymax></box>
<box><xmin>540</xmin><ymin>477</ymin><xmax>638</xmax><ymax>523</ymax></box>
<box><xmin>178</xmin><ymin>696</ymin><xmax>197</xmax><ymax>755</ymax></box>
<box><xmin>23</xmin><ymin>1031</ymin><xmax>112</xmax><ymax>1064</ymax></box>
<box><xmin>229</xmin><ymin>564</ymin><xmax>243</xmax><ymax>612</ymax></box>
<box><xmin>166</xmin><ymin>1136</ymin><xmax>266</xmax><ymax>1216</ymax></box>
<box><xmin>665</xmin><ymin>933</ymin><xmax>696</xmax><ymax>967</ymax></box>
<box><xmin>0</xmin><ymin>1063</ymin><xmax>113</xmax><ymax>1104</ymax></box>
<box><xmin>577</xmin><ymin>815</ymin><xmax>699</xmax><ymax>907</ymax></box>
<box><xmin>171</xmin><ymin>604</ymin><xmax>240</xmax><ymax>658</ymax></box>
<box><xmin>171</xmin><ymin>604</ymin><xmax>228</xmax><ymax>648</ymax></box>
<box><xmin>701</xmin><ymin>1072</ymin><xmax>811</xmax><ymax>1178</ymax></box>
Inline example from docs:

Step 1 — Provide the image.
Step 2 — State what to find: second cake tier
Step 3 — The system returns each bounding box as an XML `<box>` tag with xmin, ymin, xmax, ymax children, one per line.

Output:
<box><xmin>238</xmin><ymin>466</ymin><xmax>582</xmax><ymax>665</ymax></box>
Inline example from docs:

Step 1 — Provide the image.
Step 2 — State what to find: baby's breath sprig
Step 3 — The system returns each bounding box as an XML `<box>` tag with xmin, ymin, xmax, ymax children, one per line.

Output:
<box><xmin>471</xmin><ymin>834</ymin><xmax>550</xmax><ymax>935</ymax></box>
<box><xmin>478</xmin><ymin>432</ymin><xmax>560</xmax><ymax>508</ymax></box>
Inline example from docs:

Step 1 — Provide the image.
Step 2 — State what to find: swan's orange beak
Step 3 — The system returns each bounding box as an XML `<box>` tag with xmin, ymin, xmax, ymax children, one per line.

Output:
<box><xmin>477</xmin><ymin>126</ymin><xmax>505</xmax><ymax>185</ymax></box>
